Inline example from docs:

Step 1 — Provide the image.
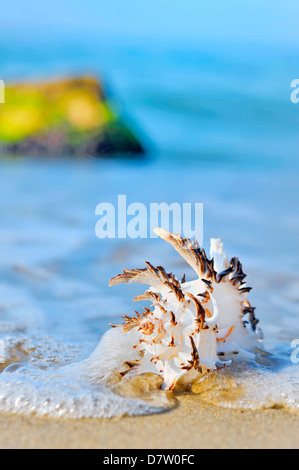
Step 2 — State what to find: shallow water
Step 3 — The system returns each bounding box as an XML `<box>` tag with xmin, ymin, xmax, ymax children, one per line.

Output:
<box><xmin>0</xmin><ymin>34</ymin><xmax>299</xmax><ymax>417</ymax></box>
<box><xmin>0</xmin><ymin>159</ymin><xmax>298</xmax><ymax>417</ymax></box>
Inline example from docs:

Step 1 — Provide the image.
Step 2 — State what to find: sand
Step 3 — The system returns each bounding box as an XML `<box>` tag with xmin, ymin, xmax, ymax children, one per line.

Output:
<box><xmin>0</xmin><ymin>394</ymin><xmax>298</xmax><ymax>449</ymax></box>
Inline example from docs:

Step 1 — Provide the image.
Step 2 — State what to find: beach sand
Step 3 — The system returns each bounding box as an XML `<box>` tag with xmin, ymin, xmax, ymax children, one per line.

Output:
<box><xmin>0</xmin><ymin>394</ymin><xmax>298</xmax><ymax>449</ymax></box>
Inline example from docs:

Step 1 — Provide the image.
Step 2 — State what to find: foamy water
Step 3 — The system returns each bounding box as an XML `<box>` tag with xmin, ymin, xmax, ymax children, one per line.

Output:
<box><xmin>0</xmin><ymin>160</ymin><xmax>298</xmax><ymax>418</ymax></box>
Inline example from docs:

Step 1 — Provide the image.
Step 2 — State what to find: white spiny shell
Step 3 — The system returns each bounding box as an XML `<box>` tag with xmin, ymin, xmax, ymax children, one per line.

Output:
<box><xmin>109</xmin><ymin>228</ymin><xmax>262</xmax><ymax>390</ymax></box>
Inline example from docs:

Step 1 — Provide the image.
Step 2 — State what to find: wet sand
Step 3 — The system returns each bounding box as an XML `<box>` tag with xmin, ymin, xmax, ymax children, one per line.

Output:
<box><xmin>0</xmin><ymin>394</ymin><xmax>298</xmax><ymax>449</ymax></box>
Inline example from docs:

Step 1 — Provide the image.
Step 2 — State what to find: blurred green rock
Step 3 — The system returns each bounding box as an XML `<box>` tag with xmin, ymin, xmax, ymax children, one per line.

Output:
<box><xmin>0</xmin><ymin>77</ymin><xmax>145</xmax><ymax>157</ymax></box>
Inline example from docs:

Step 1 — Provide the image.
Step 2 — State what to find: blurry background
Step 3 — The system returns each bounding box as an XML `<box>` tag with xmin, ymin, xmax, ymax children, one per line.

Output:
<box><xmin>0</xmin><ymin>0</ymin><xmax>298</xmax><ymax>405</ymax></box>
<box><xmin>0</xmin><ymin>0</ymin><xmax>299</xmax><ymax>164</ymax></box>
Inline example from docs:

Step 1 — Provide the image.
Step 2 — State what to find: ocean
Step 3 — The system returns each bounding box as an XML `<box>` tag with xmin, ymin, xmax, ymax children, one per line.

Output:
<box><xmin>0</xmin><ymin>34</ymin><xmax>298</xmax><ymax>417</ymax></box>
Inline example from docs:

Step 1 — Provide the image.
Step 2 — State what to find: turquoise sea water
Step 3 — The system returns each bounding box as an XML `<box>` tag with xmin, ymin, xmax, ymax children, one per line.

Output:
<box><xmin>0</xmin><ymin>36</ymin><xmax>298</xmax><ymax>417</ymax></box>
<box><xmin>1</xmin><ymin>35</ymin><xmax>299</xmax><ymax>167</ymax></box>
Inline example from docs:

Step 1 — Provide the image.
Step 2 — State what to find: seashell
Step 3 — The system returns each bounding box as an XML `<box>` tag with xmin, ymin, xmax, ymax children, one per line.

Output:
<box><xmin>109</xmin><ymin>228</ymin><xmax>263</xmax><ymax>391</ymax></box>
